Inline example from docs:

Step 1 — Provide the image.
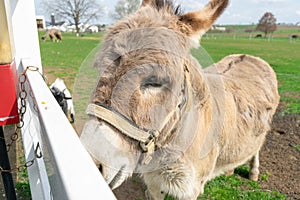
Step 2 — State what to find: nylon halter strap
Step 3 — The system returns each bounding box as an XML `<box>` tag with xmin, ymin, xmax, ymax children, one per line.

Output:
<box><xmin>86</xmin><ymin>63</ymin><xmax>193</xmax><ymax>157</ymax></box>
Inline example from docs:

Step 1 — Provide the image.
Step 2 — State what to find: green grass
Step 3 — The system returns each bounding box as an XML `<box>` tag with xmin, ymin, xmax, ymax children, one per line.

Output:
<box><xmin>15</xmin><ymin>182</ymin><xmax>31</xmax><ymax>199</ymax></box>
<box><xmin>39</xmin><ymin>32</ymin><xmax>103</xmax><ymax>87</ymax></box>
<box><xmin>200</xmin><ymin>37</ymin><xmax>300</xmax><ymax>114</ymax></box>
<box><xmin>15</xmin><ymin>156</ymin><xmax>32</xmax><ymax>199</ymax></box>
<box><xmin>164</xmin><ymin>166</ymin><xmax>286</xmax><ymax>200</ymax></box>
<box><xmin>294</xmin><ymin>145</ymin><xmax>300</xmax><ymax>151</ymax></box>
<box><xmin>197</xmin><ymin>175</ymin><xmax>286</xmax><ymax>200</ymax></box>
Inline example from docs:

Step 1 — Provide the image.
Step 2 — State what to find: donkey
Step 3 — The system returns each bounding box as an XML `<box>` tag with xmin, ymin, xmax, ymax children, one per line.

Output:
<box><xmin>41</xmin><ymin>29</ymin><xmax>62</xmax><ymax>42</ymax></box>
<box><xmin>80</xmin><ymin>0</ymin><xmax>279</xmax><ymax>199</ymax></box>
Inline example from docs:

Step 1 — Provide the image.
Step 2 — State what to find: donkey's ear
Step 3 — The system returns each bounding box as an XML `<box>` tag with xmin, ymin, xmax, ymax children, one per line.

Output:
<box><xmin>178</xmin><ymin>0</ymin><xmax>229</xmax><ymax>41</ymax></box>
<box><xmin>141</xmin><ymin>0</ymin><xmax>153</xmax><ymax>7</ymax></box>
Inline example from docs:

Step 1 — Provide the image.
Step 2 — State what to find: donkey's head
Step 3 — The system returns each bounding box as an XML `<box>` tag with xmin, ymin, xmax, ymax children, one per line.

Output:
<box><xmin>81</xmin><ymin>0</ymin><xmax>228</xmax><ymax>189</ymax></box>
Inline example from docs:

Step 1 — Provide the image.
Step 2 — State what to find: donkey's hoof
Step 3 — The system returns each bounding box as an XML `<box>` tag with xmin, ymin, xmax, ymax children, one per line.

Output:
<box><xmin>249</xmin><ymin>173</ymin><xmax>259</xmax><ymax>181</ymax></box>
<box><xmin>224</xmin><ymin>169</ymin><xmax>234</xmax><ymax>176</ymax></box>
<box><xmin>145</xmin><ymin>190</ymin><xmax>152</xmax><ymax>200</ymax></box>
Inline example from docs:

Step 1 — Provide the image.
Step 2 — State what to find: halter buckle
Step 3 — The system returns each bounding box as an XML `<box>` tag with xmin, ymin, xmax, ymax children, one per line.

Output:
<box><xmin>139</xmin><ymin>130</ymin><xmax>159</xmax><ymax>152</ymax></box>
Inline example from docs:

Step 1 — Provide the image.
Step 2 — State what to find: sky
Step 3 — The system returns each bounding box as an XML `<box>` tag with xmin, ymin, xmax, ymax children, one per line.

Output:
<box><xmin>34</xmin><ymin>0</ymin><xmax>300</xmax><ymax>25</ymax></box>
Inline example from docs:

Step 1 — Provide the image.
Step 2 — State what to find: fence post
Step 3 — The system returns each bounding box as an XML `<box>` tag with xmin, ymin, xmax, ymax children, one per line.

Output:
<box><xmin>0</xmin><ymin>126</ymin><xmax>17</xmax><ymax>200</ymax></box>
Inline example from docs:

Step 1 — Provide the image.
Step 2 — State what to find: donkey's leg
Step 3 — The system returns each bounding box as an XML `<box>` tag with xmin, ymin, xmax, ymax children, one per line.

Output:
<box><xmin>145</xmin><ymin>188</ymin><xmax>165</xmax><ymax>200</ymax></box>
<box><xmin>143</xmin><ymin>175</ymin><xmax>164</xmax><ymax>200</ymax></box>
<box><xmin>249</xmin><ymin>151</ymin><xmax>260</xmax><ymax>181</ymax></box>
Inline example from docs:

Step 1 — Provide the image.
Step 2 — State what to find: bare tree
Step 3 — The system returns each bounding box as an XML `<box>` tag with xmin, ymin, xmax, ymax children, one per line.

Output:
<box><xmin>256</xmin><ymin>12</ymin><xmax>277</xmax><ymax>37</ymax></box>
<box><xmin>45</xmin><ymin>0</ymin><xmax>102</xmax><ymax>34</ymax></box>
<box><xmin>112</xmin><ymin>0</ymin><xmax>140</xmax><ymax>20</ymax></box>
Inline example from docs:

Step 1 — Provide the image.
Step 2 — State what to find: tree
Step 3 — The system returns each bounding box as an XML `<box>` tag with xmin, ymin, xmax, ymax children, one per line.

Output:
<box><xmin>112</xmin><ymin>0</ymin><xmax>140</xmax><ymax>20</ymax></box>
<box><xmin>45</xmin><ymin>0</ymin><xmax>102</xmax><ymax>34</ymax></box>
<box><xmin>256</xmin><ymin>12</ymin><xmax>277</xmax><ymax>37</ymax></box>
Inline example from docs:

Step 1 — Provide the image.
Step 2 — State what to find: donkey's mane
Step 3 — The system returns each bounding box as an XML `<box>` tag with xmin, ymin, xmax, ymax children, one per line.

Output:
<box><xmin>146</xmin><ymin>0</ymin><xmax>182</xmax><ymax>16</ymax></box>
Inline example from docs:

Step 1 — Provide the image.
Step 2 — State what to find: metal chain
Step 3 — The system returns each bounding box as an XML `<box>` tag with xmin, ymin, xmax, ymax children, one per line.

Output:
<box><xmin>0</xmin><ymin>142</ymin><xmax>42</xmax><ymax>173</ymax></box>
<box><xmin>6</xmin><ymin>66</ymin><xmax>39</xmax><ymax>152</ymax></box>
<box><xmin>1</xmin><ymin>66</ymin><xmax>42</xmax><ymax>173</ymax></box>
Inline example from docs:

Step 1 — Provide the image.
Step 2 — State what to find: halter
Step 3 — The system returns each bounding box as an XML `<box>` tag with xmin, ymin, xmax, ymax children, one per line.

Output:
<box><xmin>86</xmin><ymin>63</ymin><xmax>193</xmax><ymax>163</ymax></box>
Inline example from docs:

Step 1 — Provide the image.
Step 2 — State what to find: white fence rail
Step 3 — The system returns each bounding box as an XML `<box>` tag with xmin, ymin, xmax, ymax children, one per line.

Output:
<box><xmin>20</xmin><ymin>59</ymin><xmax>116</xmax><ymax>200</ymax></box>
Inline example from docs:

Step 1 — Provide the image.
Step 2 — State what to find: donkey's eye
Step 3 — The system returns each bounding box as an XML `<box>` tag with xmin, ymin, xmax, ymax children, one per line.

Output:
<box><xmin>143</xmin><ymin>82</ymin><xmax>162</xmax><ymax>88</ymax></box>
<box><xmin>141</xmin><ymin>76</ymin><xmax>163</xmax><ymax>89</ymax></box>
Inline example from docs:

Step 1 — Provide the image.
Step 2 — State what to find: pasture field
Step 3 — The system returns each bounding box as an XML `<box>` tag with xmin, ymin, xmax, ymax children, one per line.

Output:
<box><xmin>16</xmin><ymin>31</ymin><xmax>299</xmax><ymax>199</ymax></box>
<box><xmin>40</xmin><ymin>31</ymin><xmax>300</xmax><ymax>115</ymax></box>
<box><xmin>39</xmin><ymin>32</ymin><xmax>104</xmax><ymax>88</ymax></box>
<box><xmin>200</xmin><ymin>36</ymin><xmax>300</xmax><ymax>114</ymax></box>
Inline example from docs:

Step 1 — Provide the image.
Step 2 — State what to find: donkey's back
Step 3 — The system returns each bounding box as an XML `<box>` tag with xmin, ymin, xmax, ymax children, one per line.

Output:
<box><xmin>204</xmin><ymin>54</ymin><xmax>279</xmax><ymax>180</ymax></box>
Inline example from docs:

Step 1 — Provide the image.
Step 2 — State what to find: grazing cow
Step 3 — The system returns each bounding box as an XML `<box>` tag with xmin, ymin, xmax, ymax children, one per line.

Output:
<box><xmin>290</xmin><ymin>34</ymin><xmax>298</xmax><ymax>39</ymax></box>
<box><xmin>41</xmin><ymin>29</ymin><xmax>62</xmax><ymax>42</ymax></box>
<box><xmin>50</xmin><ymin>78</ymin><xmax>75</xmax><ymax>123</ymax></box>
<box><xmin>255</xmin><ymin>34</ymin><xmax>263</xmax><ymax>38</ymax></box>
<box><xmin>80</xmin><ymin>0</ymin><xmax>279</xmax><ymax>199</ymax></box>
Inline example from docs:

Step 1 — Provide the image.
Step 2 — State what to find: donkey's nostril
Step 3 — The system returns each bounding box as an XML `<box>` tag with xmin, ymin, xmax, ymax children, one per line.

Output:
<box><xmin>98</xmin><ymin>164</ymin><xmax>103</xmax><ymax>174</ymax></box>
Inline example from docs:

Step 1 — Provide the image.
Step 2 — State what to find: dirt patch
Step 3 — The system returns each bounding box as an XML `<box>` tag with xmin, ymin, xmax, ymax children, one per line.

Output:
<box><xmin>42</xmin><ymin>67</ymin><xmax>75</xmax><ymax>89</ymax></box>
<box><xmin>113</xmin><ymin>175</ymin><xmax>147</xmax><ymax>200</ymax></box>
<box><xmin>259</xmin><ymin>104</ymin><xmax>300</xmax><ymax>200</ymax></box>
<box><xmin>42</xmin><ymin>67</ymin><xmax>58</xmax><ymax>86</ymax></box>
